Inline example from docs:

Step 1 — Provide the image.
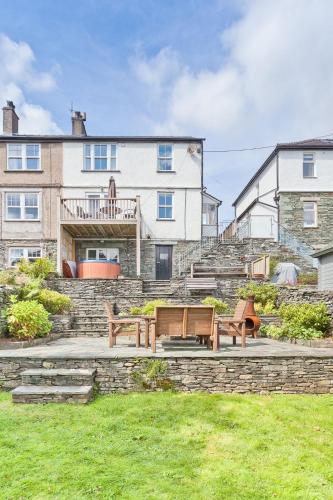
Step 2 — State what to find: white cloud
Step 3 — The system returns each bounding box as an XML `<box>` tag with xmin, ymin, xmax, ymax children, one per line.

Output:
<box><xmin>0</xmin><ymin>34</ymin><xmax>61</xmax><ymax>134</ymax></box>
<box><xmin>132</xmin><ymin>0</ymin><xmax>333</xmax><ymax>213</ymax></box>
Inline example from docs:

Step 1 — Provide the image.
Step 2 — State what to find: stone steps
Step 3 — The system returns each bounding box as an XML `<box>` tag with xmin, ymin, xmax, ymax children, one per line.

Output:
<box><xmin>142</xmin><ymin>280</ymin><xmax>173</xmax><ymax>295</ymax></box>
<box><xmin>12</xmin><ymin>368</ymin><xmax>96</xmax><ymax>404</ymax></box>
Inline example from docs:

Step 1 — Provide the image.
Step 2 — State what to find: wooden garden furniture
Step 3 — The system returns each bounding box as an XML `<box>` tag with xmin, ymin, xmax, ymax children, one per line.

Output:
<box><xmin>104</xmin><ymin>302</ymin><xmax>141</xmax><ymax>348</ymax></box>
<box><xmin>217</xmin><ymin>300</ymin><xmax>247</xmax><ymax>348</ymax></box>
<box><xmin>149</xmin><ymin>305</ymin><xmax>219</xmax><ymax>353</ymax></box>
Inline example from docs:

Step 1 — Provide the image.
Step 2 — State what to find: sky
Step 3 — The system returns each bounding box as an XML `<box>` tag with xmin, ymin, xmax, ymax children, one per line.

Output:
<box><xmin>1</xmin><ymin>0</ymin><xmax>333</xmax><ymax>218</ymax></box>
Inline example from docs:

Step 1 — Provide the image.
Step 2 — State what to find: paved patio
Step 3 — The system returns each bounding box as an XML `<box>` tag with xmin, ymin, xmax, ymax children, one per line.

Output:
<box><xmin>0</xmin><ymin>335</ymin><xmax>332</xmax><ymax>359</ymax></box>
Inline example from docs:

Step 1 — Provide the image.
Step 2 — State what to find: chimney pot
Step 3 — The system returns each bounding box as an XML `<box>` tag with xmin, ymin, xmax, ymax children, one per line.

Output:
<box><xmin>71</xmin><ymin>110</ymin><xmax>87</xmax><ymax>136</ymax></box>
<box><xmin>2</xmin><ymin>101</ymin><xmax>19</xmax><ymax>135</ymax></box>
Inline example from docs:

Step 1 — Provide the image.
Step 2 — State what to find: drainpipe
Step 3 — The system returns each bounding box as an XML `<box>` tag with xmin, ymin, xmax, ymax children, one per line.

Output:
<box><xmin>276</xmin><ymin>151</ymin><xmax>280</xmax><ymax>242</ymax></box>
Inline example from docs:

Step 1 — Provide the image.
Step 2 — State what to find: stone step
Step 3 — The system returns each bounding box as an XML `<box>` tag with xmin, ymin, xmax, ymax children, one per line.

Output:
<box><xmin>62</xmin><ymin>329</ymin><xmax>108</xmax><ymax>337</ymax></box>
<box><xmin>12</xmin><ymin>385</ymin><xmax>93</xmax><ymax>404</ymax></box>
<box><xmin>21</xmin><ymin>368</ymin><xmax>96</xmax><ymax>386</ymax></box>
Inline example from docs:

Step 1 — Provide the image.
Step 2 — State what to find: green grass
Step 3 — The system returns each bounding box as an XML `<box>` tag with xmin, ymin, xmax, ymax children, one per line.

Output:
<box><xmin>0</xmin><ymin>392</ymin><xmax>332</xmax><ymax>499</ymax></box>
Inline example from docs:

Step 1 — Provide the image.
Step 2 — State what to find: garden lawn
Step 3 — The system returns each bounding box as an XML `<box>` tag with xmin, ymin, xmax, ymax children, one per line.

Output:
<box><xmin>0</xmin><ymin>392</ymin><xmax>332</xmax><ymax>499</ymax></box>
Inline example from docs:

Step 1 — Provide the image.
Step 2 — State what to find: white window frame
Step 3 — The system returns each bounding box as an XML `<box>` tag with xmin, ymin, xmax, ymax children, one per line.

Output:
<box><xmin>5</xmin><ymin>192</ymin><xmax>40</xmax><ymax>221</ymax></box>
<box><xmin>303</xmin><ymin>152</ymin><xmax>316</xmax><ymax>178</ymax></box>
<box><xmin>303</xmin><ymin>201</ymin><xmax>317</xmax><ymax>228</ymax></box>
<box><xmin>157</xmin><ymin>144</ymin><xmax>173</xmax><ymax>171</ymax></box>
<box><xmin>7</xmin><ymin>143</ymin><xmax>41</xmax><ymax>171</ymax></box>
<box><xmin>83</xmin><ymin>144</ymin><xmax>117</xmax><ymax>171</ymax></box>
<box><xmin>86</xmin><ymin>248</ymin><xmax>119</xmax><ymax>262</ymax></box>
<box><xmin>8</xmin><ymin>247</ymin><xmax>42</xmax><ymax>267</ymax></box>
<box><xmin>157</xmin><ymin>192</ymin><xmax>174</xmax><ymax>220</ymax></box>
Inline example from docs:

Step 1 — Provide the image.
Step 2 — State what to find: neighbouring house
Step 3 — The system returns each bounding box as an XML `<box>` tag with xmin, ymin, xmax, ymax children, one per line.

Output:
<box><xmin>232</xmin><ymin>139</ymin><xmax>333</xmax><ymax>251</ymax></box>
<box><xmin>312</xmin><ymin>245</ymin><xmax>333</xmax><ymax>290</ymax></box>
<box><xmin>0</xmin><ymin>101</ymin><xmax>221</xmax><ymax>280</ymax></box>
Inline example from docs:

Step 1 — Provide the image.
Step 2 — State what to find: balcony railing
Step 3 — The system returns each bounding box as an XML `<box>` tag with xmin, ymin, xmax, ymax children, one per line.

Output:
<box><xmin>60</xmin><ymin>198</ymin><xmax>137</xmax><ymax>222</ymax></box>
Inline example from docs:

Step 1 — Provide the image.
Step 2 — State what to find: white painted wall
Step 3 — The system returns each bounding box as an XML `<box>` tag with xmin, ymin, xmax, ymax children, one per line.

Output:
<box><xmin>318</xmin><ymin>253</ymin><xmax>333</xmax><ymax>290</ymax></box>
<box><xmin>279</xmin><ymin>149</ymin><xmax>333</xmax><ymax>191</ymax></box>
<box><xmin>62</xmin><ymin>141</ymin><xmax>202</xmax><ymax>241</ymax></box>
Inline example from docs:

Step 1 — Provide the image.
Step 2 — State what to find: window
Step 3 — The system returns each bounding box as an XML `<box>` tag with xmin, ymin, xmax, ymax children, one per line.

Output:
<box><xmin>7</xmin><ymin>143</ymin><xmax>40</xmax><ymax>170</ymax></box>
<box><xmin>202</xmin><ymin>204</ymin><xmax>216</xmax><ymax>225</ymax></box>
<box><xmin>158</xmin><ymin>144</ymin><xmax>173</xmax><ymax>171</ymax></box>
<box><xmin>303</xmin><ymin>153</ymin><xmax>315</xmax><ymax>177</ymax></box>
<box><xmin>9</xmin><ymin>247</ymin><xmax>41</xmax><ymax>267</ymax></box>
<box><xmin>83</xmin><ymin>144</ymin><xmax>117</xmax><ymax>171</ymax></box>
<box><xmin>86</xmin><ymin>248</ymin><xmax>119</xmax><ymax>262</ymax></box>
<box><xmin>6</xmin><ymin>192</ymin><xmax>39</xmax><ymax>220</ymax></box>
<box><xmin>303</xmin><ymin>201</ymin><xmax>317</xmax><ymax>227</ymax></box>
<box><xmin>158</xmin><ymin>192</ymin><xmax>173</xmax><ymax>219</ymax></box>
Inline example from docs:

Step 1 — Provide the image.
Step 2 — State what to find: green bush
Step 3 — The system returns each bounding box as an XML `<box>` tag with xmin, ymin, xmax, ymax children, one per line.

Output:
<box><xmin>130</xmin><ymin>299</ymin><xmax>167</xmax><ymax>317</ymax></box>
<box><xmin>201</xmin><ymin>296</ymin><xmax>230</xmax><ymax>314</ymax></box>
<box><xmin>237</xmin><ymin>282</ymin><xmax>278</xmax><ymax>306</ymax></box>
<box><xmin>38</xmin><ymin>289</ymin><xmax>72</xmax><ymax>315</ymax></box>
<box><xmin>269</xmin><ymin>256</ymin><xmax>280</xmax><ymax>278</ymax></box>
<box><xmin>18</xmin><ymin>257</ymin><xmax>55</xmax><ymax>280</ymax></box>
<box><xmin>4</xmin><ymin>299</ymin><xmax>52</xmax><ymax>340</ymax></box>
<box><xmin>261</xmin><ymin>302</ymin><xmax>330</xmax><ymax>340</ymax></box>
<box><xmin>0</xmin><ymin>270</ymin><xmax>17</xmax><ymax>285</ymax></box>
<box><xmin>254</xmin><ymin>302</ymin><xmax>278</xmax><ymax>316</ymax></box>
<box><xmin>297</xmin><ymin>272</ymin><xmax>318</xmax><ymax>286</ymax></box>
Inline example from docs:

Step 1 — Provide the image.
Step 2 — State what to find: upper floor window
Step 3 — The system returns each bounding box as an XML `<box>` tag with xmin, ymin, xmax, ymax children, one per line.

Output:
<box><xmin>6</xmin><ymin>192</ymin><xmax>40</xmax><ymax>220</ymax></box>
<box><xmin>9</xmin><ymin>247</ymin><xmax>41</xmax><ymax>267</ymax></box>
<box><xmin>7</xmin><ymin>143</ymin><xmax>40</xmax><ymax>170</ymax></box>
<box><xmin>303</xmin><ymin>201</ymin><xmax>317</xmax><ymax>227</ymax></box>
<box><xmin>158</xmin><ymin>192</ymin><xmax>173</xmax><ymax>219</ymax></box>
<box><xmin>303</xmin><ymin>153</ymin><xmax>315</xmax><ymax>177</ymax></box>
<box><xmin>158</xmin><ymin>144</ymin><xmax>173</xmax><ymax>171</ymax></box>
<box><xmin>83</xmin><ymin>144</ymin><xmax>117</xmax><ymax>171</ymax></box>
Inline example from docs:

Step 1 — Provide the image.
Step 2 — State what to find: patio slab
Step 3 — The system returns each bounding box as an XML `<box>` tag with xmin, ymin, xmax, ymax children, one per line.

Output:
<box><xmin>0</xmin><ymin>335</ymin><xmax>332</xmax><ymax>359</ymax></box>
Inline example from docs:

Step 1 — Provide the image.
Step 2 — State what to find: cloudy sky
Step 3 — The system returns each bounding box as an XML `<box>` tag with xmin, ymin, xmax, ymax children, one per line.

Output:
<box><xmin>1</xmin><ymin>0</ymin><xmax>333</xmax><ymax>217</ymax></box>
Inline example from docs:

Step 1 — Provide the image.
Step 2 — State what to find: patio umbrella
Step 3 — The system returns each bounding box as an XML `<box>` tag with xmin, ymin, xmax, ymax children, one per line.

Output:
<box><xmin>107</xmin><ymin>176</ymin><xmax>117</xmax><ymax>217</ymax></box>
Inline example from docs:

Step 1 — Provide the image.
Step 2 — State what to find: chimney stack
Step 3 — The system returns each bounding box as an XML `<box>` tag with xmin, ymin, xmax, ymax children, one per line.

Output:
<box><xmin>71</xmin><ymin>111</ymin><xmax>87</xmax><ymax>136</ymax></box>
<box><xmin>2</xmin><ymin>101</ymin><xmax>19</xmax><ymax>135</ymax></box>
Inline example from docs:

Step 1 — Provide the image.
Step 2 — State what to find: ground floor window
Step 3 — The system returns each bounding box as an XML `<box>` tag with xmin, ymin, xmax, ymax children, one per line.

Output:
<box><xmin>86</xmin><ymin>248</ymin><xmax>119</xmax><ymax>262</ymax></box>
<box><xmin>303</xmin><ymin>201</ymin><xmax>317</xmax><ymax>227</ymax></box>
<box><xmin>8</xmin><ymin>247</ymin><xmax>41</xmax><ymax>267</ymax></box>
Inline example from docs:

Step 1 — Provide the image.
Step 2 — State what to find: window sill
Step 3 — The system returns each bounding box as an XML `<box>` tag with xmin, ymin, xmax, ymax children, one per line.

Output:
<box><xmin>303</xmin><ymin>226</ymin><xmax>318</xmax><ymax>229</ymax></box>
<box><xmin>81</xmin><ymin>169</ymin><xmax>121</xmax><ymax>173</ymax></box>
<box><xmin>303</xmin><ymin>176</ymin><xmax>317</xmax><ymax>179</ymax></box>
<box><xmin>4</xmin><ymin>170</ymin><xmax>43</xmax><ymax>173</ymax></box>
<box><xmin>156</xmin><ymin>170</ymin><xmax>176</xmax><ymax>173</ymax></box>
<box><xmin>5</xmin><ymin>219</ymin><xmax>41</xmax><ymax>222</ymax></box>
<box><xmin>156</xmin><ymin>218</ymin><xmax>175</xmax><ymax>221</ymax></box>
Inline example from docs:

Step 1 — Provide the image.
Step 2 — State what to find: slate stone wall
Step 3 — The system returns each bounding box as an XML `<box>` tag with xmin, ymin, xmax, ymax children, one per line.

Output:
<box><xmin>279</xmin><ymin>192</ymin><xmax>333</xmax><ymax>250</ymax></box>
<box><xmin>0</xmin><ymin>240</ymin><xmax>57</xmax><ymax>270</ymax></box>
<box><xmin>1</xmin><ymin>356</ymin><xmax>332</xmax><ymax>394</ymax></box>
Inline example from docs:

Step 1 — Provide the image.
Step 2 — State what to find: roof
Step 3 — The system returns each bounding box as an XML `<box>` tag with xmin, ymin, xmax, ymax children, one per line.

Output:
<box><xmin>312</xmin><ymin>245</ymin><xmax>333</xmax><ymax>258</ymax></box>
<box><xmin>0</xmin><ymin>134</ymin><xmax>205</xmax><ymax>143</ymax></box>
<box><xmin>232</xmin><ymin>138</ymin><xmax>333</xmax><ymax>207</ymax></box>
<box><xmin>202</xmin><ymin>189</ymin><xmax>222</xmax><ymax>205</ymax></box>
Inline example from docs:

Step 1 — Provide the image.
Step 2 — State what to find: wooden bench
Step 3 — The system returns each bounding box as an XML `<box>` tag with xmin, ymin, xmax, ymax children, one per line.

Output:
<box><xmin>191</xmin><ymin>263</ymin><xmax>248</xmax><ymax>279</ymax></box>
<box><xmin>149</xmin><ymin>305</ymin><xmax>219</xmax><ymax>353</ymax></box>
<box><xmin>185</xmin><ymin>277</ymin><xmax>217</xmax><ymax>291</ymax></box>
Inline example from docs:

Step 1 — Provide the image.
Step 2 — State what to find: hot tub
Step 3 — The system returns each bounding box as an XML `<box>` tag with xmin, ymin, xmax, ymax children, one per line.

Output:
<box><xmin>77</xmin><ymin>260</ymin><xmax>121</xmax><ymax>279</ymax></box>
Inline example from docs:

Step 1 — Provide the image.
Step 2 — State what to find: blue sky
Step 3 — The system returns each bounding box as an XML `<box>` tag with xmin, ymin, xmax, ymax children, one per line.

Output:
<box><xmin>1</xmin><ymin>0</ymin><xmax>333</xmax><ymax>217</ymax></box>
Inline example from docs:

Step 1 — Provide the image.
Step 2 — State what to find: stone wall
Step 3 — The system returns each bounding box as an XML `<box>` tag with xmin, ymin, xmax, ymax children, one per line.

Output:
<box><xmin>0</xmin><ymin>239</ymin><xmax>57</xmax><ymax>270</ymax></box>
<box><xmin>279</xmin><ymin>192</ymin><xmax>333</xmax><ymax>250</ymax></box>
<box><xmin>278</xmin><ymin>286</ymin><xmax>333</xmax><ymax>316</ymax></box>
<box><xmin>0</xmin><ymin>355</ymin><xmax>332</xmax><ymax>393</ymax></box>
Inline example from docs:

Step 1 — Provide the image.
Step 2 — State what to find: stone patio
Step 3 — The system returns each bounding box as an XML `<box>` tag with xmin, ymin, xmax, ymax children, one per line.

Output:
<box><xmin>0</xmin><ymin>335</ymin><xmax>332</xmax><ymax>359</ymax></box>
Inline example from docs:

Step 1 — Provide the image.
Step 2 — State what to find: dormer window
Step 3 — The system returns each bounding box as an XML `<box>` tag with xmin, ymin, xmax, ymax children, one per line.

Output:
<box><xmin>7</xmin><ymin>143</ymin><xmax>40</xmax><ymax>170</ymax></box>
<box><xmin>303</xmin><ymin>153</ymin><xmax>315</xmax><ymax>178</ymax></box>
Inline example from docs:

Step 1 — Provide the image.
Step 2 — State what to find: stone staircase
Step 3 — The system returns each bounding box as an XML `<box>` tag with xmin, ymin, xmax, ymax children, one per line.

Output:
<box><xmin>142</xmin><ymin>280</ymin><xmax>173</xmax><ymax>296</ymax></box>
<box><xmin>12</xmin><ymin>368</ymin><xmax>95</xmax><ymax>404</ymax></box>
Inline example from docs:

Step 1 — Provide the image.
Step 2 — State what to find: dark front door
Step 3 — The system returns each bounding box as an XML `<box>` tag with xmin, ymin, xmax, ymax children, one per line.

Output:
<box><xmin>155</xmin><ymin>245</ymin><xmax>172</xmax><ymax>280</ymax></box>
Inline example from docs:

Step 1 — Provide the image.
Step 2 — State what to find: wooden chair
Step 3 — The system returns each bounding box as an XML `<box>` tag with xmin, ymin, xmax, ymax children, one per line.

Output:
<box><xmin>217</xmin><ymin>300</ymin><xmax>247</xmax><ymax>348</ymax></box>
<box><xmin>149</xmin><ymin>305</ymin><xmax>218</xmax><ymax>353</ymax></box>
<box><xmin>104</xmin><ymin>302</ymin><xmax>141</xmax><ymax>348</ymax></box>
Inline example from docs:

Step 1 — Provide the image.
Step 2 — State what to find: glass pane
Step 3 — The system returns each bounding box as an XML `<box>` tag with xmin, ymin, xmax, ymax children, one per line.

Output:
<box><xmin>8</xmin><ymin>158</ymin><xmax>22</xmax><ymax>170</ymax></box>
<box><xmin>303</xmin><ymin>153</ymin><xmax>313</xmax><ymax>161</ymax></box>
<box><xmin>26</xmin><ymin>158</ymin><xmax>39</xmax><ymax>170</ymax></box>
<box><xmin>304</xmin><ymin>202</ymin><xmax>315</xmax><ymax>210</ymax></box>
<box><xmin>158</xmin><ymin>159</ymin><xmax>172</xmax><ymax>171</ymax></box>
<box><xmin>8</xmin><ymin>144</ymin><xmax>22</xmax><ymax>156</ymax></box>
<box><xmin>27</xmin><ymin>248</ymin><xmax>41</xmax><ymax>259</ymax></box>
<box><xmin>84</xmin><ymin>144</ymin><xmax>91</xmax><ymax>157</ymax></box>
<box><xmin>159</xmin><ymin>207</ymin><xmax>166</xmax><ymax>219</ymax></box>
<box><xmin>25</xmin><ymin>194</ymin><xmax>38</xmax><ymax>206</ymax></box>
<box><xmin>94</xmin><ymin>144</ymin><xmax>107</xmax><ymax>157</ymax></box>
<box><xmin>165</xmin><ymin>144</ymin><xmax>172</xmax><ymax>157</ymax></box>
<box><xmin>87</xmin><ymin>249</ymin><xmax>97</xmax><ymax>260</ymax></box>
<box><xmin>7</xmin><ymin>194</ymin><xmax>20</xmax><ymax>206</ymax></box>
<box><xmin>98</xmin><ymin>250</ymin><xmax>107</xmax><ymax>260</ymax></box>
<box><xmin>84</xmin><ymin>158</ymin><xmax>91</xmax><ymax>170</ymax></box>
<box><xmin>94</xmin><ymin>158</ymin><xmax>107</xmax><ymax>170</ymax></box>
<box><xmin>303</xmin><ymin>163</ymin><xmax>314</xmax><ymax>177</ymax></box>
<box><xmin>165</xmin><ymin>194</ymin><xmax>173</xmax><ymax>206</ymax></box>
<box><xmin>9</xmin><ymin>248</ymin><xmax>24</xmax><ymax>266</ymax></box>
<box><xmin>7</xmin><ymin>207</ymin><xmax>21</xmax><ymax>219</ymax></box>
<box><xmin>25</xmin><ymin>207</ymin><xmax>38</xmax><ymax>219</ymax></box>
<box><xmin>159</xmin><ymin>194</ymin><xmax>166</xmax><ymax>206</ymax></box>
<box><xmin>111</xmin><ymin>144</ymin><xmax>117</xmax><ymax>157</ymax></box>
<box><xmin>165</xmin><ymin>207</ymin><xmax>172</xmax><ymax>218</ymax></box>
<box><xmin>304</xmin><ymin>212</ymin><xmax>315</xmax><ymax>225</ymax></box>
<box><xmin>158</xmin><ymin>144</ymin><xmax>166</xmax><ymax>157</ymax></box>
<box><xmin>110</xmin><ymin>157</ymin><xmax>116</xmax><ymax>170</ymax></box>
<box><xmin>26</xmin><ymin>144</ymin><xmax>39</xmax><ymax>157</ymax></box>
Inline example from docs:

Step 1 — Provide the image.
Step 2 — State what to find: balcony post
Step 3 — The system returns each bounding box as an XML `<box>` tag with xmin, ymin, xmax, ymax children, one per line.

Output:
<box><xmin>136</xmin><ymin>196</ymin><xmax>141</xmax><ymax>277</ymax></box>
<box><xmin>56</xmin><ymin>196</ymin><xmax>62</xmax><ymax>275</ymax></box>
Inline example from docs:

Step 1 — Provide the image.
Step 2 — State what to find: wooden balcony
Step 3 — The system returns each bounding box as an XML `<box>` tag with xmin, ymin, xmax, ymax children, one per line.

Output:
<box><xmin>59</xmin><ymin>197</ymin><xmax>139</xmax><ymax>238</ymax></box>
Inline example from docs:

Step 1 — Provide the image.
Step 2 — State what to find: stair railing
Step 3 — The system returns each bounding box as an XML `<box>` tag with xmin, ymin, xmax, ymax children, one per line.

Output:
<box><xmin>278</xmin><ymin>224</ymin><xmax>317</xmax><ymax>267</ymax></box>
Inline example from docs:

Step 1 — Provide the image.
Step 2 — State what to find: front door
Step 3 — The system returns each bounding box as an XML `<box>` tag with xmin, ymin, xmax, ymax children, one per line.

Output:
<box><xmin>155</xmin><ymin>245</ymin><xmax>172</xmax><ymax>280</ymax></box>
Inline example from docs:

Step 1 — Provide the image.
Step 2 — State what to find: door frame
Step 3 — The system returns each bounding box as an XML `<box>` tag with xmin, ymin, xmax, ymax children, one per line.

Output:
<box><xmin>155</xmin><ymin>245</ymin><xmax>173</xmax><ymax>280</ymax></box>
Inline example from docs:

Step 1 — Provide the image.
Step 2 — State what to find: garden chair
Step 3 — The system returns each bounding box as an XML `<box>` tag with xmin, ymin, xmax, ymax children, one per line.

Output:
<box><xmin>104</xmin><ymin>302</ymin><xmax>141</xmax><ymax>348</ymax></box>
<box><xmin>217</xmin><ymin>300</ymin><xmax>247</xmax><ymax>348</ymax></box>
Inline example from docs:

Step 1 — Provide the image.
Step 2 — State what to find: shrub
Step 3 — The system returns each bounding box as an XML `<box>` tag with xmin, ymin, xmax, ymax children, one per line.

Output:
<box><xmin>38</xmin><ymin>289</ymin><xmax>72</xmax><ymax>315</ymax></box>
<box><xmin>237</xmin><ymin>282</ymin><xmax>279</xmax><ymax>307</ymax></box>
<box><xmin>297</xmin><ymin>272</ymin><xmax>318</xmax><ymax>286</ymax></box>
<box><xmin>131</xmin><ymin>359</ymin><xmax>173</xmax><ymax>391</ymax></box>
<box><xmin>18</xmin><ymin>257</ymin><xmax>55</xmax><ymax>280</ymax></box>
<box><xmin>0</xmin><ymin>270</ymin><xmax>17</xmax><ymax>285</ymax></box>
<box><xmin>201</xmin><ymin>296</ymin><xmax>230</xmax><ymax>314</ymax></box>
<box><xmin>254</xmin><ymin>302</ymin><xmax>278</xmax><ymax>316</ymax></box>
<box><xmin>269</xmin><ymin>257</ymin><xmax>280</xmax><ymax>278</ymax></box>
<box><xmin>4</xmin><ymin>299</ymin><xmax>52</xmax><ymax>339</ymax></box>
<box><xmin>130</xmin><ymin>299</ymin><xmax>167</xmax><ymax>317</ymax></box>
